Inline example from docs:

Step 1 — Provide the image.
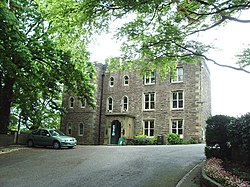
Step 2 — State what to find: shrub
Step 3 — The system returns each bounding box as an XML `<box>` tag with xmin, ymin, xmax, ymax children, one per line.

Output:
<box><xmin>167</xmin><ymin>133</ymin><xmax>182</xmax><ymax>145</ymax></box>
<box><xmin>131</xmin><ymin>135</ymin><xmax>159</xmax><ymax>145</ymax></box>
<box><xmin>148</xmin><ymin>137</ymin><xmax>157</xmax><ymax>145</ymax></box>
<box><xmin>205</xmin><ymin>113</ymin><xmax>250</xmax><ymax>165</ymax></box>
<box><xmin>205</xmin><ymin>115</ymin><xmax>233</xmax><ymax>159</ymax></box>
<box><xmin>133</xmin><ymin>134</ymin><xmax>148</xmax><ymax>145</ymax></box>
<box><xmin>205</xmin><ymin>145</ymin><xmax>221</xmax><ymax>159</ymax></box>
<box><xmin>135</xmin><ymin>134</ymin><xmax>147</xmax><ymax>139</ymax></box>
<box><xmin>228</xmin><ymin>113</ymin><xmax>250</xmax><ymax>166</ymax></box>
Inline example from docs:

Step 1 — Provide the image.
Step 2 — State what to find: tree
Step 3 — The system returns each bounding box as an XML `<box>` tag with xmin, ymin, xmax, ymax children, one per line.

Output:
<box><xmin>39</xmin><ymin>0</ymin><xmax>250</xmax><ymax>75</ymax></box>
<box><xmin>0</xmin><ymin>0</ymin><xmax>95</xmax><ymax>133</ymax></box>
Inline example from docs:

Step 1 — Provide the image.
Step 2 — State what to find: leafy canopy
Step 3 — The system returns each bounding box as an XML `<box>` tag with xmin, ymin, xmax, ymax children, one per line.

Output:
<box><xmin>0</xmin><ymin>0</ymin><xmax>95</xmax><ymax>131</ymax></box>
<box><xmin>38</xmin><ymin>0</ymin><xmax>250</xmax><ymax>74</ymax></box>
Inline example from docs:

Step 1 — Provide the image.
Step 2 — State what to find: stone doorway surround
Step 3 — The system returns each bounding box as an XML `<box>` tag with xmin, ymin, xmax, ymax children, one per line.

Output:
<box><xmin>104</xmin><ymin>113</ymin><xmax>135</xmax><ymax>145</ymax></box>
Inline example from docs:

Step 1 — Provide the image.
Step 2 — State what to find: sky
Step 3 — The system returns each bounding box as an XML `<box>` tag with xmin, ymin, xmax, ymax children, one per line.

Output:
<box><xmin>88</xmin><ymin>12</ymin><xmax>250</xmax><ymax>117</ymax></box>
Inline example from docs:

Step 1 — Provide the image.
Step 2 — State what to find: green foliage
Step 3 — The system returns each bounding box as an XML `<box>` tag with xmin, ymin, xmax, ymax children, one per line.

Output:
<box><xmin>148</xmin><ymin>137</ymin><xmax>157</xmax><ymax>145</ymax></box>
<box><xmin>205</xmin><ymin>146</ymin><xmax>222</xmax><ymax>159</ymax></box>
<box><xmin>237</xmin><ymin>47</ymin><xmax>250</xmax><ymax>68</ymax></box>
<box><xmin>206</xmin><ymin>115</ymin><xmax>233</xmax><ymax>146</ymax></box>
<box><xmin>205</xmin><ymin>113</ymin><xmax>250</xmax><ymax>166</ymax></box>
<box><xmin>134</xmin><ymin>136</ymin><xmax>148</xmax><ymax>145</ymax></box>
<box><xmin>135</xmin><ymin>134</ymin><xmax>147</xmax><ymax>139</ymax></box>
<box><xmin>227</xmin><ymin>113</ymin><xmax>250</xmax><ymax>166</ymax></box>
<box><xmin>167</xmin><ymin>133</ymin><xmax>182</xmax><ymax>145</ymax></box>
<box><xmin>38</xmin><ymin>0</ymin><xmax>250</xmax><ymax>74</ymax></box>
<box><xmin>205</xmin><ymin>115</ymin><xmax>231</xmax><ymax>144</ymax></box>
<box><xmin>205</xmin><ymin>115</ymin><xmax>233</xmax><ymax>159</ymax></box>
<box><xmin>0</xmin><ymin>0</ymin><xmax>96</xmax><ymax>132</ymax></box>
<box><xmin>132</xmin><ymin>135</ymin><xmax>157</xmax><ymax>145</ymax></box>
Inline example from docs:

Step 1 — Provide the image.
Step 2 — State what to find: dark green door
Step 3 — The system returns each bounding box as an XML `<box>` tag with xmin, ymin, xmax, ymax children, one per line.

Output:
<box><xmin>110</xmin><ymin>120</ymin><xmax>121</xmax><ymax>144</ymax></box>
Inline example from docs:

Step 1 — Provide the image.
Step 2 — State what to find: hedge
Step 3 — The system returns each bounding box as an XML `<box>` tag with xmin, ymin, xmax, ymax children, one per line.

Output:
<box><xmin>205</xmin><ymin>113</ymin><xmax>250</xmax><ymax>166</ymax></box>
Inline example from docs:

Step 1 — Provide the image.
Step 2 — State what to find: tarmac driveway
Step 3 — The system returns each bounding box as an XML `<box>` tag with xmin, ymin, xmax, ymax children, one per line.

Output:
<box><xmin>0</xmin><ymin>144</ymin><xmax>205</xmax><ymax>187</ymax></box>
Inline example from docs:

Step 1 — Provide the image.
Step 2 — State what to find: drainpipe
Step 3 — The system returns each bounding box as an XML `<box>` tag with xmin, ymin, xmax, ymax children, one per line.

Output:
<box><xmin>98</xmin><ymin>65</ymin><xmax>105</xmax><ymax>145</ymax></box>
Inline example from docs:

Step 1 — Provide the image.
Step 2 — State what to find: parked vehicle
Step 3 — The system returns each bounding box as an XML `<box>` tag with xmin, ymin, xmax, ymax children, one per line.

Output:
<box><xmin>27</xmin><ymin>128</ymin><xmax>77</xmax><ymax>149</ymax></box>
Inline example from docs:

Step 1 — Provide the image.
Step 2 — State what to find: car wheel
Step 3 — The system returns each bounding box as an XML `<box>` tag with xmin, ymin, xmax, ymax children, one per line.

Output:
<box><xmin>53</xmin><ymin>141</ymin><xmax>61</xmax><ymax>149</ymax></box>
<box><xmin>27</xmin><ymin>140</ymin><xmax>34</xmax><ymax>147</ymax></box>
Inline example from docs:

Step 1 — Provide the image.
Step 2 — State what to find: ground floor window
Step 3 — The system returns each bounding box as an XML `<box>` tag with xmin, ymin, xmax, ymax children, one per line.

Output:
<box><xmin>171</xmin><ymin>119</ymin><xmax>183</xmax><ymax>138</ymax></box>
<box><xmin>79</xmin><ymin>123</ymin><xmax>84</xmax><ymax>136</ymax></box>
<box><xmin>67</xmin><ymin>123</ymin><xmax>72</xmax><ymax>135</ymax></box>
<box><xmin>143</xmin><ymin>120</ymin><xmax>154</xmax><ymax>137</ymax></box>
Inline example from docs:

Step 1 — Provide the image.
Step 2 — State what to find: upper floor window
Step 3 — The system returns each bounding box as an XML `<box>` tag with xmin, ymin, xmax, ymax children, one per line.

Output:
<box><xmin>144</xmin><ymin>92</ymin><xmax>155</xmax><ymax>110</ymax></box>
<box><xmin>109</xmin><ymin>77</ymin><xmax>114</xmax><ymax>87</ymax></box>
<box><xmin>124</xmin><ymin>75</ymin><xmax>129</xmax><ymax>86</ymax></box>
<box><xmin>122</xmin><ymin>96</ymin><xmax>129</xmax><ymax>112</ymax></box>
<box><xmin>107</xmin><ymin>97</ymin><xmax>113</xmax><ymax>112</ymax></box>
<box><xmin>79</xmin><ymin>123</ymin><xmax>84</xmax><ymax>136</ymax></box>
<box><xmin>171</xmin><ymin>119</ymin><xmax>183</xmax><ymax>138</ymax></box>
<box><xmin>80</xmin><ymin>98</ymin><xmax>86</xmax><ymax>108</ymax></box>
<box><xmin>172</xmin><ymin>91</ymin><xmax>184</xmax><ymax>110</ymax></box>
<box><xmin>171</xmin><ymin>67</ymin><xmax>183</xmax><ymax>83</ymax></box>
<box><xmin>143</xmin><ymin>120</ymin><xmax>155</xmax><ymax>137</ymax></box>
<box><xmin>69</xmin><ymin>97</ymin><xmax>74</xmax><ymax>108</ymax></box>
<box><xmin>144</xmin><ymin>71</ymin><xmax>156</xmax><ymax>85</ymax></box>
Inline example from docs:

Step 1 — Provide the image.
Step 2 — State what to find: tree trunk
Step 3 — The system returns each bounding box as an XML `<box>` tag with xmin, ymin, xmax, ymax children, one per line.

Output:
<box><xmin>0</xmin><ymin>76</ymin><xmax>15</xmax><ymax>134</ymax></box>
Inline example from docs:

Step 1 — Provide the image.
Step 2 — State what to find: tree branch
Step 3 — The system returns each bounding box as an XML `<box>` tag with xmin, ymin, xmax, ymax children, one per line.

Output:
<box><xmin>222</xmin><ymin>15</ymin><xmax>250</xmax><ymax>23</ymax></box>
<box><xmin>183</xmin><ymin>0</ymin><xmax>250</xmax><ymax>34</ymax></box>
<box><xmin>26</xmin><ymin>20</ymin><xmax>43</xmax><ymax>35</ymax></box>
<box><xmin>187</xmin><ymin>17</ymin><xmax>226</xmax><ymax>35</ymax></box>
<box><xmin>202</xmin><ymin>56</ymin><xmax>250</xmax><ymax>74</ymax></box>
<box><xmin>172</xmin><ymin>41</ymin><xmax>250</xmax><ymax>74</ymax></box>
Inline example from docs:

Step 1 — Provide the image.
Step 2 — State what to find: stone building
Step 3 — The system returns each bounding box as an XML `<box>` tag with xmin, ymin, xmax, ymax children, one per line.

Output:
<box><xmin>61</xmin><ymin>62</ymin><xmax>211</xmax><ymax>145</ymax></box>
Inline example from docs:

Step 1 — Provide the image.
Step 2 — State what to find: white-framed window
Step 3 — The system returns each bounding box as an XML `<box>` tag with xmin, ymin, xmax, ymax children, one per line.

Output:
<box><xmin>144</xmin><ymin>92</ymin><xmax>155</xmax><ymax>110</ymax></box>
<box><xmin>124</xmin><ymin>75</ymin><xmax>129</xmax><ymax>86</ymax></box>
<box><xmin>143</xmin><ymin>120</ymin><xmax>155</xmax><ymax>137</ymax></box>
<box><xmin>80</xmin><ymin>98</ymin><xmax>86</xmax><ymax>108</ymax></box>
<box><xmin>172</xmin><ymin>91</ymin><xmax>184</xmax><ymax>110</ymax></box>
<box><xmin>144</xmin><ymin>71</ymin><xmax>156</xmax><ymax>85</ymax></box>
<box><xmin>171</xmin><ymin>119</ymin><xmax>183</xmax><ymax>138</ymax></box>
<box><xmin>67</xmin><ymin>123</ymin><xmax>72</xmax><ymax>135</ymax></box>
<box><xmin>109</xmin><ymin>77</ymin><xmax>114</xmax><ymax>87</ymax></box>
<box><xmin>69</xmin><ymin>97</ymin><xmax>74</xmax><ymax>108</ymax></box>
<box><xmin>171</xmin><ymin>67</ymin><xmax>183</xmax><ymax>83</ymax></box>
<box><xmin>107</xmin><ymin>97</ymin><xmax>113</xmax><ymax>112</ymax></box>
<box><xmin>79</xmin><ymin>123</ymin><xmax>84</xmax><ymax>136</ymax></box>
<box><xmin>122</xmin><ymin>96</ymin><xmax>129</xmax><ymax>112</ymax></box>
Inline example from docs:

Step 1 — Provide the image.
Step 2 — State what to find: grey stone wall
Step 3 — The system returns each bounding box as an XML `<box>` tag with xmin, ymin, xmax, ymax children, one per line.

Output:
<box><xmin>61</xmin><ymin>62</ymin><xmax>211</xmax><ymax>144</ymax></box>
<box><xmin>102</xmin><ymin>62</ymin><xmax>211</xmax><ymax>141</ymax></box>
<box><xmin>60</xmin><ymin>64</ymin><xmax>106</xmax><ymax>145</ymax></box>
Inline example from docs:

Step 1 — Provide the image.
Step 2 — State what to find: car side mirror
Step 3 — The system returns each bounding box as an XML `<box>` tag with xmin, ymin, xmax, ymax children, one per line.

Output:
<box><xmin>46</xmin><ymin>134</ymin><xmax>50</xmax><ymax>137</ymax></box>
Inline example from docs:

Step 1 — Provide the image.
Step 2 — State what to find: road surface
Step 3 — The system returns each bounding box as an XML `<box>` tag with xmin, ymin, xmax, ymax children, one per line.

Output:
<box><xmin>0</xmin><ymin>144</ymin><xmax>205</xmax><ymax>187</ymax></box>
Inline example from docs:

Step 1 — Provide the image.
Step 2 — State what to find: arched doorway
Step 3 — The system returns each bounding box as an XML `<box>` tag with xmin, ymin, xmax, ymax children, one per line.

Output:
<box><xmin>110</xmin><ymin>120</ymin><xmax>121</xmax><ymax>144</ymax></box>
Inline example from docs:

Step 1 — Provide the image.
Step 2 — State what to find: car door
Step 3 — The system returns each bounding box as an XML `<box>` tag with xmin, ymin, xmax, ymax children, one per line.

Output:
<box><xmin>40</xmin><ymin>130</ymin><xmax>52</xmax><ymax>146</ymax></box>
<box><xmin>31</xmin><ymin>129</ymin><xmax>41</xmax><ymax>145</ymax></box>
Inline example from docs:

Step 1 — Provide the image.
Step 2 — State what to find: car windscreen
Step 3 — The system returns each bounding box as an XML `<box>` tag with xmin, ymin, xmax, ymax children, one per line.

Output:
<box><xmin>49</xmin><ymin>130</ymin><xmax>65</xmax><ymax>136</ymax></box>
